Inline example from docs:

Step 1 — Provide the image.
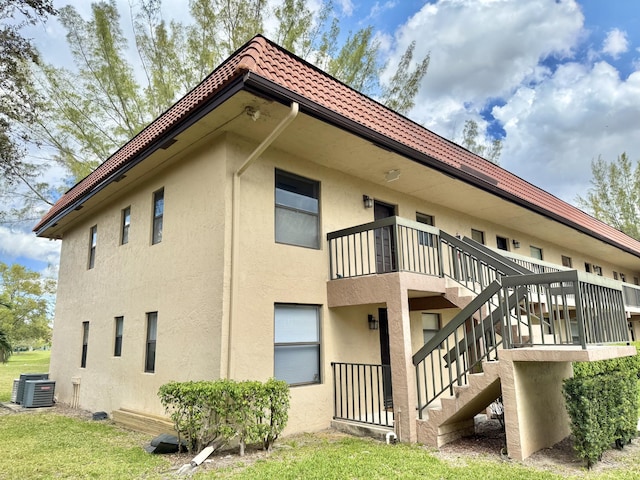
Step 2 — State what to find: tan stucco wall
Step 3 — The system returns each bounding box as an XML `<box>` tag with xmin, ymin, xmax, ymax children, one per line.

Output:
<box><xmin>49</xmin><ymin>97</ymin><xmax>640</xmax><ymax>438</ymax></box>
<box><xmin>51</xmin><ymin>137</ymin><xmax>229</xmax><ymax>415</ymax></box>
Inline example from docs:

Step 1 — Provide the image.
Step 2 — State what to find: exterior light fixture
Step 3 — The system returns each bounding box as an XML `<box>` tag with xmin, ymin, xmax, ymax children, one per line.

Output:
<box><xmin>363</xmin><ymin>195</ymin><xmax>374</xmax><ymax>209</ymax></box>
<box><xmin>385</xmin><ymin>169</ymin><xmax>401</xmax><ymax>182</ymax></box>
<box><xmin>368</xmin><ymin>314</ymin><xmax>379</xmax><ymax>330</ymax></box>
<box><xmin>512</xmin><ymin>239</ymin><xmax>521</xmax><ymax>248</ymax></box>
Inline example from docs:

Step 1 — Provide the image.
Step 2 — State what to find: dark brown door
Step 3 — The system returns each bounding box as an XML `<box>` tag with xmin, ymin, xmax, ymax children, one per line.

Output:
<box><xmin>378</xmin><ymin>308</ymin><xmax>393</xmax><ymax>408</ymax></box>
<box><xmin>374</xmin><ymin>201</ymin><xmax>396</xmax><ymax>273</ymax></box>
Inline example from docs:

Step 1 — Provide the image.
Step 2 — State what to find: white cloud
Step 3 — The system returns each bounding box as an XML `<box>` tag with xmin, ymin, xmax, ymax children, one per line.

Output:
<box><xmin>336</xmin><ymin>0</ymin><xmax>355</xmax><ymax>17</ymax></box>
<box><xmin>602</xmin><ymin>28</ymin><xmax>629</xmax><ymax>59</ymax></box>
<box><xmin>375</xmin><ymin>0</ymin><xmax>640</xmax><ymax>206</ymax></box>
<box><xmin>494</xmin><ymin>61</ymin><xmax>640</xmax><ymax>201</ymax></box>
<box><xmin>0</xmin><ymin>226</ymin><xmax>61</xmax><ymax>270</ymax></box>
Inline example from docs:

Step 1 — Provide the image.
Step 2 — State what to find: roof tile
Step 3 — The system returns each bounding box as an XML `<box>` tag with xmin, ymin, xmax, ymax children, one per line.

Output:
<box><xmin>35</xmin><ymin>35</ymin><xmax>640</xmax><ymax>257</ymax></box>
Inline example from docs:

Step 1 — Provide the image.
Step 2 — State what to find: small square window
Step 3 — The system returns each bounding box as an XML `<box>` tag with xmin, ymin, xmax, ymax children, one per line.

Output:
<box><xmin>422</xmin><ymin>313</ymin><xmax>440</xmax><ymax>344</ymax></box>
<box><xmin>496</xmin><ymin>236</ymin><xmax>509</xmax><ymax>251</ymax></box>
<box><xmin>561</xmin><ymin>255</ymin><xmax>572</xmax><ymax>268</ymax></box>
<box><xmin>471</xmin><ymin>229</ymin><xmax>485</xmax><ymax>245</ymax></box>
<box><xmin>530</xmin><ymin>246</ymin><xmax>543</xmax><ymax>260</ymax></box>
<box><xmin>613</xmin><ymin>271</ymin><xmax>619</xmax><ymax>280</ymax></box>
<box><xmin>416</xmin><ymin>213</ymin><xmax>435</xmax><ymax>246</ymax></box>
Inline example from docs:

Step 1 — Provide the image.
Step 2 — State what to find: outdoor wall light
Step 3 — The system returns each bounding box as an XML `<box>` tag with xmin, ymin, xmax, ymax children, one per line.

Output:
<box><xmin>363</xmin><ymin>195</ymin><xmax>374</xmax><ymax>209</ymax></box>
<box><xmin>368</xmin><ymin>314</ymin><xmax>379</xmax><ymax>330</ymax></box>
<box><xmin>512</xmin><ymin>239</ymin><xmax>521</xmax><ymax>248</ymax></box>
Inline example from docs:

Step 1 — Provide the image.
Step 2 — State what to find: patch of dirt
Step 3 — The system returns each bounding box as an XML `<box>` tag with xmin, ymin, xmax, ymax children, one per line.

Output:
<box><xmin>432</xmin><ymin>418</ymin><xmax>640</xmax><ymax>476</ymax></box>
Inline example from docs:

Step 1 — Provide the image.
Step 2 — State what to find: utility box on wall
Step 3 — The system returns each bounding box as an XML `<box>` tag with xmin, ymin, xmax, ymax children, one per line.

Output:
<box><xmin>22</xmin><ymin>380</ymin><xmax>56</xmax><ymax>408</ymax></box>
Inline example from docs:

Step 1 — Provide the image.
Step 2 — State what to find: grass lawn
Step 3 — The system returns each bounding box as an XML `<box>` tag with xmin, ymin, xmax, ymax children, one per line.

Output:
<box><xmin>2</xmin><ymin>351</ymin><xmax>640</xmax><ymax>479</ymax></box>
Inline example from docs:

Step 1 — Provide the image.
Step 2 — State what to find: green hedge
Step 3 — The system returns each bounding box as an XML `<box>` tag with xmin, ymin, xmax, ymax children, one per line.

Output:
<box><xmin>158</xmin><ymin>378</ymin><xmax>290</xmax><ymax>454</ymax></box>
<box><xmin>563</xmin><ymin>344</ymin><xmax>640</xmax><ymax>468</ymax></box>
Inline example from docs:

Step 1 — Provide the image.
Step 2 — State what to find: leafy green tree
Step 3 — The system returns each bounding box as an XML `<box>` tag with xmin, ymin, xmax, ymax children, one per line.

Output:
<box><xmin>0</xmin><ymin>262</ymin><xmax>55</xmax><ymax>349</ymax></box>
<box><xmin>0</xmin><ymin>0</ymin><xmax>56</xmax><ymax>223</ymax></box>
<box><xmin>577</xmin><ymin>153</ymin><xmax>640</xmax><ymax>240</ymax></box>
<box><xmin>461</xmin><ymin>119</ymin><xmax>502</xmax><ymax>164</ymax></box>
<box><xmin>20</xmin><ymin>0</ymin><xmax>430</xmax><ymax>197</ymax></box>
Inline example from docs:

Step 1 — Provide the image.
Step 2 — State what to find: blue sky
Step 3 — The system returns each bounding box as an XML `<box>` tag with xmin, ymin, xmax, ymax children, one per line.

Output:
<box><xmin>3</xmin><ymin>0</ymin><xmax>640</xmax><ymax>278</ymax></box>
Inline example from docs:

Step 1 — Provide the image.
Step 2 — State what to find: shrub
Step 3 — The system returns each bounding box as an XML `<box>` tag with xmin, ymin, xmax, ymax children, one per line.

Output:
<box><xmin>158</xmin><ymin>378</ymin><xmax>289</xmax><ymax>455</ymax></box>
<box><xmin>563</xmin><ymin>347</ymin><xmax>640</xmax><ymax>468</ymax></box>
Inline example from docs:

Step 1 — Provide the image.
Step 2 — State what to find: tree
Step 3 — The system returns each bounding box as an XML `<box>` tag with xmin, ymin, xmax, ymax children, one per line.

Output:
<box><xmin>0</xmin><ymin>1</ymin><xmax>56</xmax><ymax>212</ymax></box>
<box><xmin>15</xmin><ymin>0</ymin><xmax>430</xmax><ymax>205</ymax></box>
<box><xmin>461</xmin><ymin>119</ymin><xmax>502</xmax><ymax>164</ymax></box>
<box><xmin>577</xmin><ymin>153</ymin><xmax>640</xmax><ymax>240</ymax></box>
<box><xmin>0</xmin><ymin>328</ymin><xmax>11</xmax><ymax>363</ymax></box>
<box><xmin>0</xmin><ymin>262</ymin><xmax>55</xmax><ymax>349</ymax></box>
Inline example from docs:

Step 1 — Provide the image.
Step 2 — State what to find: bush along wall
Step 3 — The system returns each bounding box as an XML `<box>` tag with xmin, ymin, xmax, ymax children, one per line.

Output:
<box><xmin>158</xmin><ymin>378</ymin><xmax>290</xmax><ymax>455</ymax></box>
<box><xmin>563</xmin><ymin>346</ymin><xmax>640</xmax><ymax>468</ymax></box>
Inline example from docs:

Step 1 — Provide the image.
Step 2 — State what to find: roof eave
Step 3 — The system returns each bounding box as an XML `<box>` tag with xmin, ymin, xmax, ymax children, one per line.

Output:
<box><xmin>34</xmin><ymin>76</ymin><xmax>247</xmax><ymax>238</ymax></box>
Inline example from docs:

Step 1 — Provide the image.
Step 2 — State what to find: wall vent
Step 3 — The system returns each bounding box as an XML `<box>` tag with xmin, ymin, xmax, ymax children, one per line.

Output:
<box><xmin>22</xmin><ymin>380</ymin><xmax>56</xmax><ymax>408</ymax></box>
<box><xmin>16</xmin><ymin>373</ymin><xmax>49</xmax><ymax>405</ymax></box>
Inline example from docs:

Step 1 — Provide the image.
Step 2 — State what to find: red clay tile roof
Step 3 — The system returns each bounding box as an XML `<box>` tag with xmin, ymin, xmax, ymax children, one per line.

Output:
<box><xmin>35</xmin><ymin>35</ymin><xmax>640</xmax><ymax>257</ymax></box>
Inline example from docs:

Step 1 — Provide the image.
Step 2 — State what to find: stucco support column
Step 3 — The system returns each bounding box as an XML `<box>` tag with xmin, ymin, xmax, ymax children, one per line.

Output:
<box><xmin>386</xmin><ymin>280</ymin><xmax>418</xmax><ymax>443</ymax></box>
<box><xmin>500</xmin><ymin>351</ymin><xmax>572</xmax><ymax>460</ymax></box>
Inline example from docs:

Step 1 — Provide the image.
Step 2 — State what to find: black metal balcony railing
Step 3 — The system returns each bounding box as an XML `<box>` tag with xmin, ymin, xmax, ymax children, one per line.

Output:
<box><xmin>413</xmin><ymin>270</ymin><xmax>629</xmax><ymax>416</ymax></box>
<box><xmin>327</xmin><ymin>217</ymin><xmax>441</xmax><ymax>280</ymax></box>
<box><xmin>331</xmin><ymin>362</ymin><xmax>393</xmax><ymax>428</ymax></box>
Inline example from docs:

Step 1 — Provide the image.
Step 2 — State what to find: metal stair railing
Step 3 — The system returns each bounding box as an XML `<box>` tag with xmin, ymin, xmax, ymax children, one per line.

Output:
<box><xmin>413</xmin><ymin>269</ymin><xmax>629</xmax><ymax>417</ymax></box>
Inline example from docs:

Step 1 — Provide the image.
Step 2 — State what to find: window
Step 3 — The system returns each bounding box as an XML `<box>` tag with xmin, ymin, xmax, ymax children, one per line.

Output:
<box><xmin>416</xmin><ymin>212</ymin><xmax>435</xmax><ymax>246</ymax></box>
<box><xmin>561</xmin><ymin>255</ymin><xmax>572</xmax><ymax>268</ymax></box>
<box><xmin>114</xmin><ymin>317</ymin><xmax>124</xmax><ymax>357</ymax></box>
<box><xmin>152</xmin><ymin>189</ymin><xmax>164</xmax><ymax>244</ymax></box>
<box><xmin>530</xmin><ymin>246</ymin><xmax>543</xmax><ymax>260</ymax></box>
<box><xmin>145</xmin><ymin>312</ymin><xmax>157</xmax><ymax>373</ymax></box>
<box><xmin>496</xmin><ymin>236</ymin><xmax>509</xmax><ymax>251</ymax></box>
<box><xmin>275</xmin><ymin>170</ymin><xmax>320</xmax><ymax>249</ymax></box>
<box><xmin>585</xmin><ymin>262</ymin><xmax>592</xmax><ymax>273</ymax></box>
<box><xmin>593</xmin><ymin>265</ymin><xmax>603</xmax><ymax>276</ymax></box>
<box><xmin>634</xmin><ymin>277</ymin><xmax>639</xmax><ymax>286</ymax></box>
<box><xmin>422</xmin><ymin>313</ymin><xmax>440</xmax><ymax>344</ymax></box>
<box><xmin>620</xmin><ymin>273</ymin><xmax>626</xmax><ymax>282</ymax></box>
<box><xmin>81</xmin><ymin>321</ymin><xmax>89</xmax><ymax>368</ymax></box>
<box><xmin>88</xmin><ymin>226</ymin><xmax>97</xmax><ymax>269</ymax></box>
<box><xmin>471</xmin><ymin>229</ymin><xmax>485</xmax><ymax>245</ymax></box>
<box><xmin>613</xmin><ymin>271</ymin><xmax>619</xmax><ymax>280</ymax></box>
<box><xmin>121</xmin><ymin>207</ymin><xmax>131</xmax><ymax>245</ymax></box>
<box><xmin>274</xmin><ymin>304</ymin><xmax>320</xmax><ymax>385</ymax></box>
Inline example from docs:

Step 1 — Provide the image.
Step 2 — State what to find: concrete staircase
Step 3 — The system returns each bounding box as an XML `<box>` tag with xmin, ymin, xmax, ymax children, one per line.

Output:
<box><xmin>416</xmin><ymin>360</ymin><xmax>502</xmax><ymax>447</ymax></box>
<box><xmin>444</xmin><ymin>279</ymin><xmax>476</xmax><ymax>310</ymax></box>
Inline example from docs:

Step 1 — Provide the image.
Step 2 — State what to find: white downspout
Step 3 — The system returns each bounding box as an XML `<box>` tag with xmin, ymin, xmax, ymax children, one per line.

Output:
<box><xmin>226</xmin><ymin>102</ymin><xmax>299</xmax><ymax>378</ymax></box>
